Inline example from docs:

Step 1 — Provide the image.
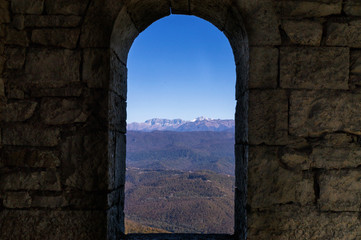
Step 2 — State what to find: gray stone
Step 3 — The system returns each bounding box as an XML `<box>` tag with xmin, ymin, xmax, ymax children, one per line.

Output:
<box><xmin>24</xmin><ymin>15</ymin><xmax>82</xmax><ymax>28</ymax></box>
<box><xmin>0</xmin><ymin>169</ymin><xmax>61</xmax><ymax>191</ymax></box>
<box><xmin>280</xmin><ymin>47</ymin><xmax>349</xmax><ymax>89</ymax></box>
<box><xmin>249</xmin><ymin>90</ymin><xmax>288</xmax><ymax>145</ymax></box>
<box><xmin>115</xmin><ymin>132</ymin><xmax>126</xmax><ymax>187</ymax></box>
<box><xmin>1</xmin><ymin>101</ymin><xmax>37</xmax><ymax>122</ymax></box>
<box><xmin>11</xmin><ymin>0</ymin><xmax>44</xmax><ymax>14</ymax></box>
<box><xmin>2</xmin><ymin>125</ymin><xmax>60</xmax><ymax>147</ymax></box>
<box><xmin>44</xmin><ymin>0</ymin><xmax>89</xmax><ymax>15</ymax></box>
<box><xmin>326</xmin><ymin>20</ymin><xmax>361</xmax><ymax>48</ymax></box>
<box><xmin>4</xmin><ymin>47</ymin><xmax>25</xmax><ymax>69</ymax></box>
<box><xmin>249</xmin><ymin>47</ymin><xmax>278</xmax><ymax>88</ymax></box>
<box><xmin>319</xmin><ymin>170</ymin><xmax>361</xmax><ymax>211</ymax></box>
<box><xmin>278</xmin><ymin>1</ymin><xmax>342</xmax><ymax>17</ymax></box>
<box><xmin>5</xmin><ymin>28</ymin><xmax>29</xmax><ymax>46</ymax></box>
<box><xmin>25</xmin><ymin>49</ymin><xmax>80</xmax><ymax>88</ymax></box>
<box><xmin>83</xmin><ymin>49</ymin><xmax>109</xmax><ymax>88</ymax></box>
<box><xmin>191</xmin><ymin>0</ymin><xmax>230</xmax><ymax>30</ymax></box>
<box><xmin>0</xmin><ymin>210</ymin><xmax>106</xmax><ymax>239</ymax></box>
<box><xmin>80</xmin><ymin>15</ymin><xmax>114</xmax><ymax>48</ymax></box>
<box><xmin>1</xmin><ymin>149</ymin><xmax>60</xmax><ymax>168</ymax></box>
<box><xmin>3</xmin><ymin>192</ymin><xmax>32</xmax><ymax>208</ymax></box>
<box><xmin>110</xmin><ymin>52</ymin><xmax>127</xmax><ymax>100</ymax></box>
<box><xmin>40</xmin><ymin>98</ymin><xmax>85</xmax><ymax>125</ymax></box>
<box><xmin>290</xmin><ymin>91</ymin><xmax>361</xmax><ymax>137</ymax></box>
<box><xmin>248</xmin><ymin>205</ymin><xmax>361</xmax><ymax>239</ymax></box>
<box><xmin>248</xmin><ymin>146</ymin><xmax>314</xmax><ymax>209</ymax></box>
<box><xmin>282</xmin><ymin>20</ymin><xmax>323</xmax><ymax>46</ymax></box>
<box><xmin>109</xmin><ymin>91</ymin><xmax>126</xmax><ymax>133</ymax></box>
<box><xmin>344</xmin><ymin>0</ymin><xmax>361</xmax><ymax>16</ymax></box>
<box><xmin>31</xmin><ymin>29</ymin><xmax>80</xmax><ymax>49</ymax></box>
<box><xmin>351</xmin><ymin>50</ymin><xmax>361</xmax><ymax>75</ymax></box>
<box><xmin>311</xmin><ymin>147</ymin><xmax>361</xmax><ymax>169</ymax></box>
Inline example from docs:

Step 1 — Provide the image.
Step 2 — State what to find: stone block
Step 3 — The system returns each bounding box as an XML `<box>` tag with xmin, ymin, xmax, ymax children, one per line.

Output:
<box><xmin>280</xmin><ymin>148</ymin><xmax>311</xmax><ymax>171</ymax></box>
<box><xmin>0</xmin><ymin>55</ymin><xmax>5</xmax><ymax>73</ymax></box>
<box><xmin>110</xmin><ymin>8</ymin><xmax>139</xmax><ymax>63</ymax></box>
<box><xmin>108</xmin><ymin>91</ymin><xmax>126</xmax><ymax>133</ymax></box>
<box><xmin>278</xmin><ymin>1</ymin><xmax>342</xmax><ymax>17</ymax></box>
<box><xmin>80</xmin><ymin>15</ymin><xmax>114</xmax><ymax>48</ymax></box>
<box><xmin>31</xmin><ymin>195</ymin><xmax>67</xmax><ymax>208</ymax></box>
<box><xmin>25</xmin><ymin>49</ymin><xmax>80</xmax><ymax>88</ymax></box>
<box><xmin>44</xmin><ymin>0</ymin><xmax>89</xmax><ymax>15</ymax></box>
<box><xmin>1</xmin><ymin>149</ymin><xmax>60</xmax><ymax>168</ymax></box>
<box><xmin>0</xmin><ymin>1</ymin><xmax>10</xmax><ymax>24</ymax></box>
<box><xmin>5</xmin><ymin>28</ymin><xmax>29</xmax><ymax>46</ymax></box>
<box><xmin>248</xmin><ymin>146</ymin><xmax>314</xmax><ymax>209</ymax></box>
<box><xmin>311</xmin><ymin>147</ymin><xmax>361</xmax><ymax>169</ymax></box>
<box><xmin>282</xmin><ymin>20</ymin><xmax>323</xmax><ymax>46</ymax></box>
<box><xmin>115</xmin><ymin>132</ymin><xmax>126</xmax><ymax>187</ymax></box>
<box><xmin>249</xmin><ymin>47</ymin><xmax>278</xmax><ymax>88</ymax></box>
<box><xmin>235</xmin><ymin>92</ymin><xmax>248</xmax><ymax>144</ymax></box>
<box><xmin>319</xmin><ymin>170</ymin><xmax>361</xmax><ymax>211</ymax></box>
<box><xmin>280</xmin><ymin>47</ymin><xmax>349</xmax><ymax>90</ymax></box>
<box><xmin>290</xmin><ymin>91</ymin><xmax>361</xmax><ymax>137</ymax></box>
<box><xmin>1</xmin><ymin>100</ymin><xmax>37</xmax><ymax>122</ymax></box>
<box><xmin>107</xmin><ymin>188</ymin><xmax>124</xmax><ymax>208</ymax></box>
<box><xmin>83</xmin><ymin>49</ymin><xmax>109</xmax><ymax>88</ymax></box>
<box><xmin>2</xmin><ymin>125</ymin><xmax>60</xmax><ymax>147</ymax></box>
<box><xmin>4</xmin><ymin>47</ymin><xmax>25</xmax><ymax>69</ymax></box>
<box><xmin>61</xmin><ymin>133</ymin><xmax>109</xmax><ymax>191</ymax></box>
<box><xmin>326</xmin><ymin>20</ymin><xmax>361</xmax><ymax>48</ymax></box>
<box><xmin>6</xmin><ymin>88</ymin><xmax>24</xmax><ymax>99</ymax></box>
<box><xmin>170</xmin><ymin>0</ymin><xmax>189</xmax><ymax>14</ymax></box>
<box><xmin>249</xmin><ymin>90</ymin><xmax>288</xmax><ymax>145</ymax></box>
<box><xmin>31</xmin><ymin>29</ymin><xmax>80</xmax><ymax>49</ymax></box>
<box><xmin>40</xmin><ymin>98</ymin><xmax>86</xmax><ymax>125</ymax></box>
<box><xmin>12</xmin><ymin>14</ymin><xmax>24</xmax><ymax>30</ymax></box>
<box><xmin>344</xmin><ymin>0</ymin><xmax>361</xmax><ymax>16</ymax></box>
<box><xmin>0</xmin><ymin>210</ymin><xmax>106</xmax><ymax>239</ymax></box>
<box><xmin>191</xmin><ymin>0</ymin><xmax>230</xmax><ymax>30</ymax></box>
<box><xmin>127</xmin><ymin>0</ymin><xmax>170</xmax><ymax>32</ymax></box>
<box><xmin>65</xmin><ymin>191</ymin><xmax>107</xmax><ymax>209</ymax></box>
<box><xmin>110</xmin><ymin>52</ymin><xmax>127</xmax><ymax>100</ymax></box>
<box><xmin>248</xmin><ymin>205</ymin><xmax>361</xmax><ymax>239</ymax></box>
<box><xmin>351</xmin><ymin>50</ymin><xmax>361</xmax><ymax>75</ymax></box>
<box><xmin>25</xmin><ymin>15</ymin><xmax>82</xmax><ymax>28</ymax></box>
<box><xmin>0</xmin><ymin>169</ymin><xmax>61</xmax><ymax>191</ymax></box>
<box><xmin>0</xmin><ymin>78</ymin><xmax>4</xmax><ymax>98</ymax></box>
<box><xmin>31</xmin><ymin>87</ymin><xmax>82</xmax><ymax>97</ymax></box>
<box><xmin>235</xmin><ymin>144</ymin><xmax>248</xmax><ymax>191</ymax></box>
<box><xmin>11</xmin><ymin>0</ymin><xmax>44</xmax><ymax>14</ymax></box>
<box><xmin>3</xmin><ymin>192</ymin><xmax>32</xmax><ymax>208</ymax></box>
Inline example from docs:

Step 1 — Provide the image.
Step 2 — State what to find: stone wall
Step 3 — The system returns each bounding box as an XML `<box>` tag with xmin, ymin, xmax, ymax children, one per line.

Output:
<box><xmin>0</xmin><ymin>0</ymin><xmax>360</xmax><ymax>239</ymax></box>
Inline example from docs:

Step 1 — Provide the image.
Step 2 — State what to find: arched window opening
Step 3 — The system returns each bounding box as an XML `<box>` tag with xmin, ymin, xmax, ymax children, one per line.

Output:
<box><xmin>125</xmin><ymin>15</ymin><xmax>236</xmax><ymax>235</ymax></box>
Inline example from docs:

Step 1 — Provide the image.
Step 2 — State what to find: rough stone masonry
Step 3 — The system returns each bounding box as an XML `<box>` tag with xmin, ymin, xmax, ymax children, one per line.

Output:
<box><xmin>0</xmin><ymin>0</ymin><xmax>360</xmax><ymax>239</ymax></box>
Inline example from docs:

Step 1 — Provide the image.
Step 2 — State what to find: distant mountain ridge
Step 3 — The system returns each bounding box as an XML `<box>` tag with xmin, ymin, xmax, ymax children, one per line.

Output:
<box><xmin>127</xmin><ymin>117</ymin><xmax>234</xmax><ymax>132</ymax></box>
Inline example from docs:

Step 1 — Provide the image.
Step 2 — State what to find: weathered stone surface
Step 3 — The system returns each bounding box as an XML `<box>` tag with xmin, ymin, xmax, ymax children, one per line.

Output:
<box><xmin>110</xmin><ymin>8</ymin><xmax>139</xmax><ymax>63</ymax></box>
<box><xmin>290</xmin><ymin>91</ymin><xmax>361</xmax><ymax>137</ymax></box>
<box><xmin>311</xmin><ymin>147</ymin><xmax>361</xmax><ymax>169</ymax></box>
<box><xmin>280</xmin><ymin>148</ymin><xmax>311</xmax><ymax>170</ymax></box>
<box><xmin>44</xmin><ymin>0</ymin><xmax>89</xmax><ymax>15</ymax></box>
<box><xmin>25</xmin><ymin>49</ymin><xmax>80</xmax><ymax>88</ymax></box>
<box><xmin>66</xmin><ymin>191</ymin><xmax>107</xmax><ymax>209</ymax></box>
<box><xmin>6</xmin><ymin>88</ymin><xmax>24</xmax><ymax>99</ymax></box>
<box><xmin>4</xmin><ymin>47</ymin><xmax>25</xmax><ymax>69</ymax></box>
<box><xmin>282</xmin><ymin>20</ymin><xmax>323</xmax><ymax>46</ymax></box>
<box><xmin>0</xmin><ymin>55</ymin><xmax>5</xmax><ymax>73</ymax></box>
<box><xmin>115</xmin><ymin>132</ymin><xmax>126</xmax><ymax>187</ymax></box>
<box><xmin>11</xmin><ymin>0</ymin><xmax>44</xmax><ymax>14</ymax></box>
<box><xmin>31</xmin><ymin>29</ymin><xmax>80</xmax><ymax>49</ymax></box>
<box><xmin>238</xmin><ymin>0</ymin><xmax>281</xmax><ymax>45</ymax></box>
<box><xmin>5</xmin><ymin>28</ymin><xmax>29</xmax><ymax>46</ymax></box>
<box><xmin>326</xmin><ymin>20</ymin><xmax>361</xmax><ymax>48</ymax></box>
<box><xmin>83</xmin><ymin>49</ymin><xmax>109</xmax><ymax>88</ymax></box>
<box><xmin>1</xmin><ymin>149</ymin><xmax>60</xmax><ymax>168</ymax></box>
<box><xmin>3</xmin><ymin>192</ymin><xmax>32</xmax><ymax>208</ymax></box>
<box><xmin>351</xmin><ymin>50</ymin><xmax>361</xmax><ymax>75</ymax></box>
<box><xmin>191</xmin><ymin>0</ymin><xmax>230</xmax><ymax>30</ymax></box>
<box><xmin>110</xmin><ymin>53</ymin><xmax>127</xmax><ymax>100</ymax></box>
<box><xmin>0</xmin><ymin>169</ymin><xmax>61</xmax><ymax>190</ymax></box>
<box><xmin>25</xmin><ymin>15</ymin><xmax>82</xmax><ymax>28</ymax></box>
<box><xmin>249</xmin><ymin>90</ymin><xmax>288</xmax><ymax>145</ymax></box>
<box><xmin>235</xmin><ymin>91</ymin><xmax>248</xmax><ymax>144</ymax></box>
<box><xmin>1</xmin><ymin>100</ymin><xmax>37</xmax><ymax>122</ymax></box>
<box><xmin>31</xmin><ymin>87</ymin><xmax>82</xmax><ymax>97</ymax></box>
<box><xmin>109</xmin><ymin>91</ymin><xmax>126</xmax><ymax>133</ymax></box>
<box><xmin>278</xmin><ymin>1</ymin><xmax>342</xmax><ymax>17</ymax></box>
<box><xmin>40</xmin><ymin>98</ymin><xmax>86</xmax><ymax>125</ymax></box>
<box><xmin>280</xmin><ymin>47</ymin><xmax>349</xmax><ymax>89</ymax></box>
<box><xmin>12</xmin><ymin>14</ymin><xmax>24</xmax><ymax>30</ymax></box>
<box><xmin>31</xmin><ymin>195</ymin><xmax>67</xmax><ymax>208</ymax></box>
<box><xmin>248</xmin><ymin>146</ymin><xmax>314</xmax><ymax>209</ymax></box>
<box><xmin>319</xmin><ymin>170</ymin><xmax>361</xmax><ymax>211</ymax></box>
<box><xmin>0</xmin><ymin>77</ymin><xmax>5</xmax><ymax>98</ymax></box>
<box><xmin>170</xmin><ymin>0</ymin><xmax>189</xmax><ymax>14</ymax></box>
<box><xmin>61</xmin><ymin>133</ymin><xmax>108</xmax><ymax>191</ymax></box>
<box><xmin>2</xmin><ymin>125</ymin><xmax>60</xmax><ymax>146</ymax></box>
<box><xmin>344</xmin><ymin>0</ymin><xmax>361</xmax><ymax>16</ymax></box>
<box><xmin>0</xmin><ymin>1</ymin><xmax>10</xmax><ymax>24</ymax></box>
<box><xmin>80</xmin><ymin>15</ymin><xmax>114</xmax><ymax>48</ymax></box>
<box><xmin>248</xmin><ymin>205</ymin><xmax>361</xmax><ymax>239</ymax></box>
<box><xmin>0</xmin><ymin>210</ymin><xmax>106</xmax><ymax>239</ymax></box>
<box><xmin>249</xmin><ymin>47</ymin><xmax>278</xmax><ymax>88</ymax></box>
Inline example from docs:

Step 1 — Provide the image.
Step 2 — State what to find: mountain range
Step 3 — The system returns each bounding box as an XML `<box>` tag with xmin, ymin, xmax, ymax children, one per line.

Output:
<box><xmin>127</xmin><ymin>117</ymin><xmax>235</xmax><ymax>132</ymax></box>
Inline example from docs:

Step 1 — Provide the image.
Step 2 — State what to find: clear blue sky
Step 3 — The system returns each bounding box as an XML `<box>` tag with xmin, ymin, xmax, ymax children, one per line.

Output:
<box><xmin>127</xmin><ymin>15</ymin><xmax>236</xmax><ymax>123</ymax></box>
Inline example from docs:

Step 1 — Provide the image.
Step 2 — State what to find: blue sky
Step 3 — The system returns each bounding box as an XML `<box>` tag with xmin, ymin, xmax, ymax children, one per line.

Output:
<box><xmin>127</xmin><ymin>15</ymin><xmax>236</xmax><ymax>123</ymax></box>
